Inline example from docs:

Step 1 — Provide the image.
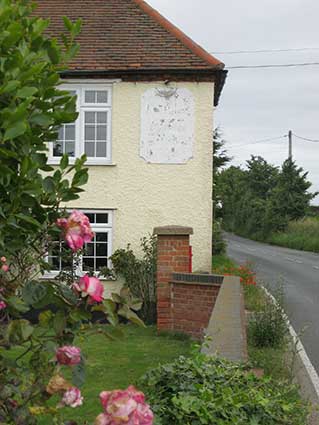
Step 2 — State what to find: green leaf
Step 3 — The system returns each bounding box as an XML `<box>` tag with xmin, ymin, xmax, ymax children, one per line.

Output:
<box><xmin>6</xmin><ymin>320</ymin><xmax>34</xmax><ymax>343</ymax></box>
<box><xmin>53</xmin><ymin>311</ymin><xmax>66</xmax><ymax>336</ymax></box>
<box><xmin>63</xmin><ymin>16</ymin><xmax>73</xmax><ymax>31</ymax></box>
<box><xmin>72</xmin><ymin>169</ymin><xmax>88</xmax><ymax>187</ymax></box>
<box><xmin>7</xmin><ymin>296</ymin><xmax>30</xmax><ymax>313</ymax></box>
<box><xmin>72</xmin><ymin>360</ymin><xmax>86</xmax><ymax>387</ymax></box>
<box><xmin>47</xmin><ymin>45</ymin><xmax>59</xmax><ymax>64</ymax></box>
<box><xmin>1</xmin><ymin>80</ymin><xmax>20</xmax><ymax>94</ymax></box>
<box><xmin>22</xmin><ymin>281</ymin><xmax>48</xmax><ymax>306</ymax></box>
<box><xmin>39</xmin><ymin>310</ymin><xmax>53</xmax><ymax>327</ymax></box>
<box><xmin>16</xmin><ymin>214</ymin><xmax>41</xmax><ymax>228</ymax></box>
<box><xmin>30</xmin><ymin>113</ymin><xmax>53</xmax><ymax>126</ymax></box>
<box><xmin>3</xmin><ymin>121</ymin><xmax>27</xmax><ymax>141</ymax></box>
<box><xmin>16</xmin><ymin>86</ymin><xmax>38</xmax><ymax>98</ymax></box>
<box><xmin>60</xmin><ymin>154</ymin><xmax>69</xmax><ymax>170</ymax></box>
<box><xmin>43</xmin><ymin>176</ymin><xmax>55</xmax><ymax>193</ymax></box>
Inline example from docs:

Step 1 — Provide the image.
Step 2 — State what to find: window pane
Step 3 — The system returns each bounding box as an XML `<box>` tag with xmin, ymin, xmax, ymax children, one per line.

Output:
<box><xmin>96</xmin><ymin>214</ymin><xmax>108</xmax><ymax>224</ymax></box>
<box><xmin>83</xmin><ymin>257</ymin><xmax>94</xmax><ymax>271</ymax></box>
<box><xmin>85</xmin><ymin>243</ymin><xmax>94</xmax><ymax>256</ymax></box>
<box><xmin>58</xmin><ymin>127</ymin><xmax>64</xmax><ymax>140</ymax></box>
<box><xmin>85</xmin><ymin>142</ymin><xmax>95</xmax><ymax>157</ymax></box>
<box><xmin>85</xmin><ymin>111</ymin><xmax>95</xmax><ymax>124</ymax></box>
<box><xmin>85</xmin><ymin>125</ymin><xmax>95</xmax><ymax>141</ymax></box>
<box><xmin>53</xmin><ymin>142</ymin><xmax>63</xmax><ymax>157</ymax></box>
<box><xmin>97</xmin><ymin>112</ymin><xmax>107</xmax><ymax>124</ymax></box>
<box><xmin>97</xmin><ymin>91</ymin><xmax>108</xmax><ymax>103</ymax></box>
<box><xmin>65</xmin><ymin>125</ymin><xmax>75</xmax><ymax>140</ymax></box>
<box><xmin>96</xmin><ymin>257</ymin><xmax>108</xmax><ymax>270</ymax></box>
<box><xmin>96</xmin><ymin>232</ymin><xmax>108</xmax><ymax>242</ymax></box>
<box><xmin>50</xmin><ymin>257</ymin><xmax>60</xmax><ymax>270</ymax></box>
<box><xmin>65</xmin><ymin>142</ymin><xmax>75</xmax><ymax>156</ymax></box>
<box><xmin>85</xmin><ymin>213</ymin><xmax>95</xmax><ymax>223</ymax></box>
<box><xmin>96</xmin><ymin>243</ymin><xmax>107</xmax><ymax>256</ymax></box>
<box><xmin>85</xmin><ymin>91</ymin><xmax>96</xmax><ymax>103</ymax></box>
<box><xmin>97</xmin><ymin>126</ymin><xmax>107</xmax><ymax>141</ymax></box>
<box><xmin>96</xmin><ymin>143</ymin><xmax>106</xmax><ymax>158</ymax></box>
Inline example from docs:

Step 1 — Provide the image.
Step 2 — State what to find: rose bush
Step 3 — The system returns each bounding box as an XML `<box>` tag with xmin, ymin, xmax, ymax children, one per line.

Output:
<box><xmin>0</xmin><ymin>1</ymin><xmax>153</xmax><ymax>424</ymax></box>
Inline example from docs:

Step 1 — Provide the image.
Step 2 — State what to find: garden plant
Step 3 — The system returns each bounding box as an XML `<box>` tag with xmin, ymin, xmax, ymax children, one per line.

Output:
<box><xmin>0</xmin><ymin>1</ymin><xmax>153</xmax><ymax>423</ymax></box>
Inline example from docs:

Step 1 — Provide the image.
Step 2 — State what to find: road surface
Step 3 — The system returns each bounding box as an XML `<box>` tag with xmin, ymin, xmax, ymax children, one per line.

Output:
<box><xmin>225</xmin><ymin>232</ymin><xmax>319</xmax><ymax>373</ymax></box>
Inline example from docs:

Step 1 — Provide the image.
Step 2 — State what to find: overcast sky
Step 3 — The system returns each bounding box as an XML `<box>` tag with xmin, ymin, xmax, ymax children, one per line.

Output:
<box><xmin>148</xmin><ymin>0</ymin><xmax>319</xmax><ymax>203</ymax></box>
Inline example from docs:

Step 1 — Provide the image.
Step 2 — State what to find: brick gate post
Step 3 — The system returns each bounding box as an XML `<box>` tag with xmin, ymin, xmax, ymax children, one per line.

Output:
<box><xmin>153</xmin><ymin>226</ymin><xmax>193</xmax><ymax>332</ymax></box>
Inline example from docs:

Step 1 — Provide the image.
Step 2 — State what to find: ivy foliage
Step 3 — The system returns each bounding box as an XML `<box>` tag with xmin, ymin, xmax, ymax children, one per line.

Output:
<box><xmin>139</xmin><ymin>350</ymin><xmax>308</xmax><ymax>425</ymax></box>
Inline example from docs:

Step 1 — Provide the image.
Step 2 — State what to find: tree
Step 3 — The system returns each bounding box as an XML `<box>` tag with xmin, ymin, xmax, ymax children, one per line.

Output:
<box><xmin>213</xmin><ymin>128</ymin><xmax>232</xmax><ymax>218</ymax></box>
<box><xmin>246</xmin><ymin>156</ymin><xmax>279</xmax><ymax>200</ymax></box>
<box><xmin>267</xmin><ymin>159</ymin><xmax>318</xmax><ymax>229</ymax></box>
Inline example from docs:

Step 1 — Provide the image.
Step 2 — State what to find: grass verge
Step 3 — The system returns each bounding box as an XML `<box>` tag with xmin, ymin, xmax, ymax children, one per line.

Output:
<box><xmin>213</xmin><ymin>254</ymin><xmax>292</xmax><ymax>383</ymax></box>
<box><xmin>270</xmin><ymin>217</ymin><xmax>319</xmax><ymax>253</ymax></box>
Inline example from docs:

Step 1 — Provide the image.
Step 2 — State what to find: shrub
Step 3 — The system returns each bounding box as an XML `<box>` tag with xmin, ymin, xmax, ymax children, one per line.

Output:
<box><xmin>110</xmin><ymin>236</ymin><xmax>157</xmax><ymax>324</ymax></box>
<box><xmin>212</xmin><ymin>220</ymin><xmax>226</xmax><ymax>255</ymax></box>
<box><xmin>213</xmin><ymin>262</ymin><xmax>257</xmax><ymax>286</ymax></box>
<box><xmin>248</xmin><ymin>288</ymin><xmax>288</xmax><ymax>348</ymax></box>
<box><xmin>139</xmin><ymin>350</ymin><xmax>308</xmax><ymax>425</ymax></box>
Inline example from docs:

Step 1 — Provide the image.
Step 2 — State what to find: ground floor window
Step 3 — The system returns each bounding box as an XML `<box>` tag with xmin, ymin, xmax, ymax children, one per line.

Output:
<box><xmin>47</xmin><ymin>210</ymin><xmax>113</xmax><ymax>277</ymax></box>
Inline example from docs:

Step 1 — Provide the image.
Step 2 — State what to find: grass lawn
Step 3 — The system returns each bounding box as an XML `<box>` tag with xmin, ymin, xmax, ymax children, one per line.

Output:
<box><xmin>57</xmin><ymin>325</ymin><xmax>191</xmax><ymax>423</ymax></box>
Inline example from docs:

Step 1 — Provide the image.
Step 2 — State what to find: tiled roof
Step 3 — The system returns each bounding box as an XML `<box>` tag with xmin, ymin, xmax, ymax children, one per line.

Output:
<box><xmin>33</xmin><ymin>0</ymin><xmax>225</xmax><ymax>72</ymax></box>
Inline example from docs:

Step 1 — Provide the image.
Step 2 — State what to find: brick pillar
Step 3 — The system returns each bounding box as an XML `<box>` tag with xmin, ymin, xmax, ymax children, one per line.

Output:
<box><xmin>153</xmin><ymin>226</ymin><xmax>193</xmax><ymax>332</ymax></box>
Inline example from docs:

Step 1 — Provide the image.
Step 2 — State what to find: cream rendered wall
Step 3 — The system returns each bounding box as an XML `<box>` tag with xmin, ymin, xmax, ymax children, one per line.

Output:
<box><xmin>68</xmin><ymin>81</ymin><xmax>214</xmax><ymax>275</ymax></box>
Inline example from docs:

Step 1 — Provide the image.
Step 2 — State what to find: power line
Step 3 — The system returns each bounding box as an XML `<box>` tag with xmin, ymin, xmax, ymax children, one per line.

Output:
<box><xmin>229</xmin><ymin>135</ymin><xmax>287</xmax><ymax>149</ymax></box>
<box><xmin>293</xmin><ymin>133</ymin><xmax>319</xmax><ymax>143</ymax></box>
<box><xmin>228</xmin><ymin>62</ymin><xmax>319</xmax><ymax>70</ymax></box>
<box><xmin>211</xmin><ymin>47</ymin><xmax>319</xmax><ymax>55</ymax></box>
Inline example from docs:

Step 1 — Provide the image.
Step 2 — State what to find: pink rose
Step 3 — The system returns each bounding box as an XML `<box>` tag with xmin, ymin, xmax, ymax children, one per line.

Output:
<box><xmin>1</xmin><ymin>264</ymin><xmax>9</xmax><ymax>272</ymax></box>
<box><xmin>97</xmin><ymin>386</ymin><xmax>153</xmax><ymax>425</ymax></box>
<box><xmin>0</xmin><ymin>301</ymin><xmax>7</xmax><ymax>310</ymax></box>
<box><xmin>56</xmin><ymin>210</ymin><xmax>94</xmax><ymax>252</ymax></box>
<box><xmin>75</xmin><ymin>274</ymin><xmax>104</xmax><ymax>303</ymax></box>
<box><xmin>56</xmin><ymin>346</ymin><xmax>81</xmax><ymax>366</ymax></box>
<box><xmin>60</xmin><ymin>387</ymin><xmax>83</xmax><ymax>408</ymax></box>
<box><xmin>1</xmin><ymin>256</ymin><xmax>6</xmax><ymax>263</ymax></box>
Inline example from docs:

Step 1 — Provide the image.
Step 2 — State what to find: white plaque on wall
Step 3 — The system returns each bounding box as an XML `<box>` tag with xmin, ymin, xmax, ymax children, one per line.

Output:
<box><xmin>140</xmin><ymin>87</ymin><xmax>194</xmax><ymax>164</ymax></box>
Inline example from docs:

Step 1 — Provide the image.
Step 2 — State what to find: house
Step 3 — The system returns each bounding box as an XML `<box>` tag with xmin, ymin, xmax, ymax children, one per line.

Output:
<box><xmin>34</xmin><ymin>0</ymin><xmax>227</xmax><ymax>278</ymax></box>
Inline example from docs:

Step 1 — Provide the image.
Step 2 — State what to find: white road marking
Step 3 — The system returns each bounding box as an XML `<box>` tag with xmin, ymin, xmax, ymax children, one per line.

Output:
<box><xmin>263</xmin><ymin>287</ymin><xmax>319</xmax><ymax>400</ymax></box>
<box><xmin>313</xmin><ymin>266</ymin><xmax>319</xmax><ymax>270</ymax></box>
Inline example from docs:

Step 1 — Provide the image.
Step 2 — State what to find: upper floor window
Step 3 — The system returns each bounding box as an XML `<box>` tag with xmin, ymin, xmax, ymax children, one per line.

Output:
<box><xmin>49</xmin><ymin>84</ymin><xmax>112</xmax><ymax>165</ymax></box>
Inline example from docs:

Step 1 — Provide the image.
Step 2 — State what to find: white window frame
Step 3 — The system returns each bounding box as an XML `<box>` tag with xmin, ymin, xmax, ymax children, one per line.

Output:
<box><xmin>48</xmin><ymin>83</ymin><xmax>113</xmax><ymax>165</ymax></box>
<box><xmin>44</xmin><ymin>209</ymin><xmax>113</xmax><ymax>279</ymax></box>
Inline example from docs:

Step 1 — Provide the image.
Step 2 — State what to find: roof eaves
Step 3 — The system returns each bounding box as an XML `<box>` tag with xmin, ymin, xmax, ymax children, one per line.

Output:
<box><xmin>132</xmin><ymin>0</ymin><xmax>225</xmax><ymax>70</ymax></box>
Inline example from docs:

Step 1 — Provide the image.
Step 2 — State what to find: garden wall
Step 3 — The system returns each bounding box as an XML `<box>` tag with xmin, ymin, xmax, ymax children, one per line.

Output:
<box><xmin>154</xmin><ymin>226</ymin><xmax>223</xmax><ymax>339</ymax></box>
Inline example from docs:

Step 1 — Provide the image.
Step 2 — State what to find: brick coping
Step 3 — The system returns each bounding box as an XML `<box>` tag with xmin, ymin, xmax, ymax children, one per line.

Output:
<box><xmin>171</xmin><ymin>280</ymin><xmax>222</xmax><ymax>287</ymax></box>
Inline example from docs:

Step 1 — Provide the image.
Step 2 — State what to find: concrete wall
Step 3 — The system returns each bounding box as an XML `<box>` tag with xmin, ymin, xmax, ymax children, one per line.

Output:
<box><xmin>68</xmin><ymin>81</ymin><xmax>214</xmax><ymax>273</ymax></box>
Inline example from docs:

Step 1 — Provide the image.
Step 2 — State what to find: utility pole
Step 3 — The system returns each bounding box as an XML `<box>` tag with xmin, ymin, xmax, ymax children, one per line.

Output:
<box><xmin>288</xmin><ymin>130</ymin><xmax>293</xmax><ymax>160</ymax></box>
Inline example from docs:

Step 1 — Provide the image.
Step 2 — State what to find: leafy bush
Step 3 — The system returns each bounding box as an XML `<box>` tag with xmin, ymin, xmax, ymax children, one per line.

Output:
<box><xmin>212</xmin><ymin>220</ymin><xmax>226</xmax><ymax>255</ymax></box>
<box><xmin>139</xmin><ymin>350</ymin><xmax>308</xmax><ymax>425</ymax></box>
<box><xmin>213</xmin><ymin>262</ymin><xmax>257</xmax><ymax>286</ymax></box>
<box><xmin>110</xmin><ymin>236</ymin><xmax>157</xmax><ymax>324</ymax></box>
<box><xmin>248</xmin><ymin>288</ymin><xmax>288</xmax><ymax>348</ymax></box>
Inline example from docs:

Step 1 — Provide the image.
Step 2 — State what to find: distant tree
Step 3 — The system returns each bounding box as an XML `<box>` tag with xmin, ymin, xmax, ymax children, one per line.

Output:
<box><xmin>213</xmin><ymin>128</ymin><xmax>232</xmax><ymax>218</ymax></box>
<box><xmin>246</xmin><ymin>156</ymin><xmax>279</xmax><ymax>200</ymax></box>
<box><xmin>267</xmin><ymin>159</ymin><xmax>318</xmax><ymax>229</ymax></box>
<box><xmin>216</xmin><ymin>165</ymin><xmax>247</xmax><ymax>230</ymax></box>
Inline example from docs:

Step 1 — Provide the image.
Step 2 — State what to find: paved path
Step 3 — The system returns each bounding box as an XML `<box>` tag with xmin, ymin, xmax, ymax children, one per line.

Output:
<box><xmin>225</xmin><ymin>232</ymin><xmax>319</xmax><ymax>373</ymax></box>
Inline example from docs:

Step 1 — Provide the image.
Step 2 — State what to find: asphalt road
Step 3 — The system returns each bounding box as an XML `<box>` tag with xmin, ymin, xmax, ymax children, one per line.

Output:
<box><xmin>225</xmin><ymin>232</ymin><xmax>319</xmax><ymax>373</ymax></box>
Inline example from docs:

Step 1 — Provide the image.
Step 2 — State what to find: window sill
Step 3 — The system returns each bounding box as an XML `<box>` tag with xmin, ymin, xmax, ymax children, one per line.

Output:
<box><xmin>48</xmin><ymin>159</ymin><xmax>117</xmax><ymax>167</ymax></box>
